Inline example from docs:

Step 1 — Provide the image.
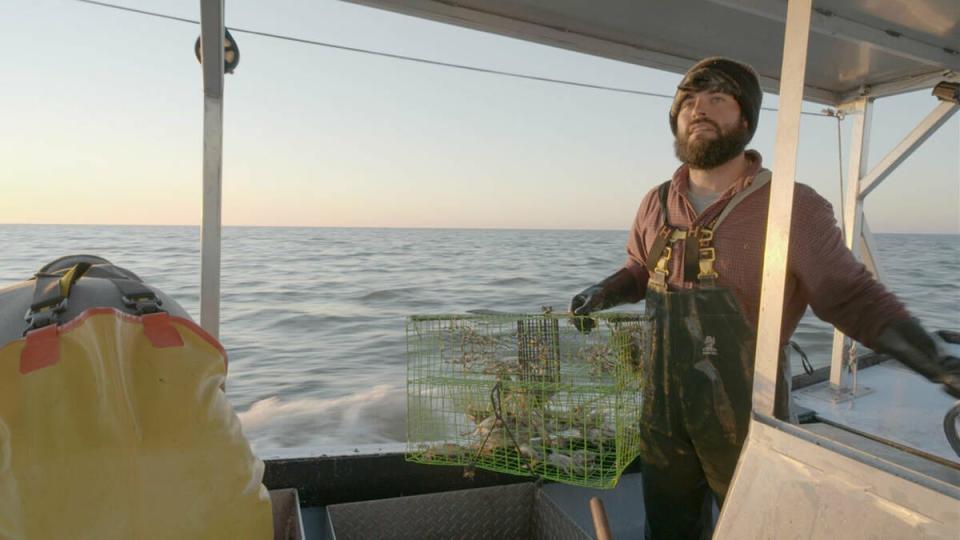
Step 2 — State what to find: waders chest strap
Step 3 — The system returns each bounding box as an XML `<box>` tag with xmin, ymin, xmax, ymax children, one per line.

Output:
<box><xmin>644</xmin><ymin>170</ymin><xmax>772</xmax><ymax>290</ymax></box>
<box><xmin>646</xmin><ymin>182</ymin><xmax>676</xmax><ymax>288</ymax></box>
<box><xmin>688</xmin><ymin>227</ymin><xmax>719</xmax><ymax>286</ymax></box>
<box><xmin>688</xmin><ymin>169</ymin><xmax>771</xmax><ymax>286</ymax></box>
<box><xmin>644</xmin><ymin>180</ymin><xmax>724</xmax><ymax>287</ymax></box>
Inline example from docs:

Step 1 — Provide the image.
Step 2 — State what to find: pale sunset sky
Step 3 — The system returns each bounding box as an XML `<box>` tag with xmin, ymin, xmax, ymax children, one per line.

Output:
<box><xmin>1</xmin><ymin>0</ymin><xmax>958</xmax><ymax>233</ymax></box>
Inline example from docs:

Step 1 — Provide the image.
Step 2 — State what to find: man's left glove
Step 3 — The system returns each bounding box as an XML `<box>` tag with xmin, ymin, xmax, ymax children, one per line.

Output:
<box><xmin>873</xmin><ymin>318</ymin><xmax>960</xmax><ymax>399</ymax></box>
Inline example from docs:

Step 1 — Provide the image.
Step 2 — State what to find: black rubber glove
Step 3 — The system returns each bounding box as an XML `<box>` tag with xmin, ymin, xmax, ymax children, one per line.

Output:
<box><xmin>873</xmin><ymin>318</ymin><xmax>960</xmax><ymax>399</ymax></box>
<box><xmin>569</xmin><ymin>268</ymin><xmax>640</xmax><ymax>332</ymax></box>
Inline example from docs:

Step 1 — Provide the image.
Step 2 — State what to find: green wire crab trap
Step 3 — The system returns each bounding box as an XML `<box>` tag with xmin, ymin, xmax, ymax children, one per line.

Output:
<box><xmin>406</xmin><ymin>312</ymin><xmax>645</xmax><ymax>489</ymax></box>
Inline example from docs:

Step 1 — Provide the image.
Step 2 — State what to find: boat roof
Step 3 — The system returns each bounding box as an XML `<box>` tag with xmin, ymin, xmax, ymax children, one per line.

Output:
<box><xmin>344</xmin><ymin>0</ymin><xmax>960</xmax><ymax>105</ymax></box>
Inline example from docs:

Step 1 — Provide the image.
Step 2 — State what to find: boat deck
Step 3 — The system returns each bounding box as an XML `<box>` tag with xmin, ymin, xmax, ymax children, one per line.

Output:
<box><xmin>272</xmin><ymin>360</ymin><xmax>960</xmax><ymax>539</ymax></box>
<box><xmin>794</xmin><ymin>360</ymin><xmax>960</xmax><ymax>465</ymax></box>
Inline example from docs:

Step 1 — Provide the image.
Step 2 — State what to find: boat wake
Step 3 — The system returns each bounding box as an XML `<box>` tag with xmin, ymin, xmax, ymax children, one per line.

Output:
<box><xmin>238</xmin><ymin>384</ymin><xmax>406</xmax><ymax>450</ymax></box>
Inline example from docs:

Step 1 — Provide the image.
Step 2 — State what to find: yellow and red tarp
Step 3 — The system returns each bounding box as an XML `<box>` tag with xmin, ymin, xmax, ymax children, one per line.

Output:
<box><xmin>0</xmin><ymin>308</ymin><xmax>273</xmax><ymax>539</ymax></box>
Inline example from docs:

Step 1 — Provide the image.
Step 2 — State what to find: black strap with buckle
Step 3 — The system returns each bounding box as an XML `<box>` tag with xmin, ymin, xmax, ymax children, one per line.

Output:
<box><xmin>646</xmin><ymin>181</ymin><xmax>676</xmax><ymax>271</ymax></box>
<box><xmin>114</xmin><ymin>278</ymin><xmax>163</xmax><ymax>315</ymax></box>
<box><xmin>22</xmin><ymin>261</ymin><xmax>165</xmax><ymax>335</ymax></box>
<box><xmin>23</xmin><ymin>262</ymin><xmax>92</xmax><ymax>334</ymax></box>
<box><xmin>645</xmin><ymin>182</ymin><xmax>679</xmax><ymax>289</ymax></box>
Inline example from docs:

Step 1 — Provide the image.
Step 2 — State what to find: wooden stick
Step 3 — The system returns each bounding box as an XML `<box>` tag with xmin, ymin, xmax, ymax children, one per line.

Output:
<box><xmin>589</xmin><ymin>496</ymin><xmax>613</xmax><ymax>540</ymax></box>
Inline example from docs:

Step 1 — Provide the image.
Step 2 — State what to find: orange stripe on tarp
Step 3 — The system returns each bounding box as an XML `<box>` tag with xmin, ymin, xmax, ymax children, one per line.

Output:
<box><xmin>142</xmin><ymin>312</ymin><xmax>184</xmax><ymax>348</ymax></box>
<box><xmin>57</xmin><ymin>308</ymin><xmax>228</xmax><ymax>359</ymax></box>
<box><xmin>5</xmin><ymin>308</ymin><xmax>230</xmax><ymax>373</ymax></box>
<box><xmin>20</xmin><ymin>325</ymin><xmax>60</xmax><ymax>374</ymax></box>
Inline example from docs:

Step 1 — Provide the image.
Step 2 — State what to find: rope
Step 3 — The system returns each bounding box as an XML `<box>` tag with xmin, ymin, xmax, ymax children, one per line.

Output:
<box><xmin>789</xmin><ymin>340</ymin><xmax>814</xmax><ymax>375</ymax></box>
<box><xmin>847</xmin><ymin>336</ymin><xmax>859</xmax><ymax>395</ymax></box>
<box><xmin>835</xmin><ymin>112</ymin><xmax>846</xmax><ymax>235</ymax></box>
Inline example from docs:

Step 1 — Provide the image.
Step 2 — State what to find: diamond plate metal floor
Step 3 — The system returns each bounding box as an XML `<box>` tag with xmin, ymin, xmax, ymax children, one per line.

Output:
<box><xmin>322</xmin><ymin>483</ymin><xmax>590</xmax><ymax>539</ymax></box>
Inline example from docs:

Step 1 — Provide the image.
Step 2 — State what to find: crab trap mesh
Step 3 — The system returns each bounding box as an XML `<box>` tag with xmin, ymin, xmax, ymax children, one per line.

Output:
<box><xmin>406</xmin><ymin>313</ymin><xmax>644</xmax><ymax>489</ymax></box>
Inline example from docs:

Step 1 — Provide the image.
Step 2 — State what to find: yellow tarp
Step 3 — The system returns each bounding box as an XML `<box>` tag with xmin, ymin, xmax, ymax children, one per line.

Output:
<box><xmin>0</xmin><ymin>308</ymin><xmax>273</xmax><ymax>540</ymax></box>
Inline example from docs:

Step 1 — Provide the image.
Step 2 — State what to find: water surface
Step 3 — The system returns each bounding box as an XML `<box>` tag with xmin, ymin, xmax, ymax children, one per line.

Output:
<box><xmin>1</xmin><ymin>225</ymin><xmax>956</xmax><ymax>451</ymax></box>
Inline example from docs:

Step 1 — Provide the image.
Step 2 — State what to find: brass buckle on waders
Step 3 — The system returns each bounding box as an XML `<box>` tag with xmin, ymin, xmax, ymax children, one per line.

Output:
<box><xmin>697</xmin><ymin>228</ymin><xmax>719</xmax><ymax>286</ymax></box>
<box><xmin>651</xmin><ymin>229</ymin><xmax>687</xmax><ymax>290</ymax></box>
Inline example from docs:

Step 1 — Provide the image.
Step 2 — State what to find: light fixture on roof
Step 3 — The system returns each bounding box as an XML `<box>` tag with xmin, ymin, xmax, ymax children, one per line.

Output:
<box><xmin>932</xmin><ymin>81</ymin><xmax>959</xmax><ymax>104</ymax></box>
<box><xmin>194</xmin><ymin>28</ymin><xmax>240</xmax><ymax>74</ymax></box>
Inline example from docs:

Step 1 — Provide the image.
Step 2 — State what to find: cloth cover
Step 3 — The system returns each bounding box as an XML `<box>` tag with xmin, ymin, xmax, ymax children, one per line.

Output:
<box><xmin>0</xmin><ymin>308</ymin><xmax>273</xmax><ymax>539</ymax></box>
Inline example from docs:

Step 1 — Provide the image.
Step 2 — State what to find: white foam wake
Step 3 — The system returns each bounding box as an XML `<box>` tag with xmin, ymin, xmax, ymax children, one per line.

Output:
<box><xmin>237</xmin><ymin>384</ymin><xmax>405</xmax><ymax>450</ymax></box>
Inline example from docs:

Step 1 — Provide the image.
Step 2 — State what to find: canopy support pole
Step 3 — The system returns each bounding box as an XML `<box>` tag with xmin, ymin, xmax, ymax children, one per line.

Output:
<box><xmin>199</xmin><ymin>0</ymin><xmax>225</xmax><ymax>339</ymax></box>
<box><xmin>750</xmin><ymin>0</ymin><xmax>812</xmax><ymax>418</ymax></box>
<box><xmin>828</xmin><ymin>97</ymin><xmax>957</xmax><ymax>393</ymax></box>
<box><xmin>858</xmin><ymin>100</ymin><xmax>959</xmax><ymax>199</ymax></box>
<box><xmin>828</xmin><ymin>97</ymin><xmax>872</xmax><ymax>392</ymax></box>
<box><xmin>859</xmin><ymin>217</ymin><xmax>883</xmax><ymax>281</ymax></box>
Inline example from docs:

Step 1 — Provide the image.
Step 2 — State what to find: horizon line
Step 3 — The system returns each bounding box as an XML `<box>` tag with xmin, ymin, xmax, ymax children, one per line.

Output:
<box><xmin>1</xmin><ymin>223</ymin><xmax>958</xmax><ymax>235</ymax></box>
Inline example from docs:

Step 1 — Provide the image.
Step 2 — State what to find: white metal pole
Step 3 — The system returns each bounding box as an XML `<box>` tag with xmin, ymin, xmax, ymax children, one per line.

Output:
<box><xmin>751</xmin><ymin>0</ymin><xmax>813</xmax><ymax>418</ymax></box>
<box><xmin>828</xmin><ymin>97</ymin><xmax>872</xmax><ymax>390</ymax></box>
<box><xmin>859</xmin><ymin>217</ymin><xmax>883</xmax><ymax>281</ymax></box>
<box><xmin>199</xmin><ymin>0</ymin><xmax>225</xmax><ymax>339</ymax></box>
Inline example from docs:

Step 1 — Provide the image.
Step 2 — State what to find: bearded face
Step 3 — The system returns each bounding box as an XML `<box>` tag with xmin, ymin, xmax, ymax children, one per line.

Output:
<box><xmin>674</xmin><ymin>115</ymin><xmax>750</xmax><ymax>170</ymax></box>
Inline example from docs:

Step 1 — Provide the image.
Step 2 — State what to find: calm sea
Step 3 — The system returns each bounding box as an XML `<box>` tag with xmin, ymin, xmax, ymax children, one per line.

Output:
<box><xmin>1</xmin><ymin>225</ymin><xmax>957</xmax><ymax>452</ymax></box>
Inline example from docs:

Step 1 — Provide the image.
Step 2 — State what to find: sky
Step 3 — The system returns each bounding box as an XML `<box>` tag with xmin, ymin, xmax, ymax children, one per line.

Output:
<box><xmin>0</xmin><ymin>0</ymin><xmax>957</xmax><ymax>233</ymax></box>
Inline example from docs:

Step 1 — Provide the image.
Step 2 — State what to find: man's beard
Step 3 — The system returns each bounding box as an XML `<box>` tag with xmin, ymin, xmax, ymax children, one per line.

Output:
<box><xmin>674</xmin><ymin>120</ymin><xmax>750</xmax><ymax>169</ymax></box>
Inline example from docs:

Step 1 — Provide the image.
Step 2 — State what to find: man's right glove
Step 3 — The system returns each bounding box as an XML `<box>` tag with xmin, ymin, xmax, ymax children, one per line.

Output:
<box><xmin>873</xmin><ymin>318</ymin><xmax>960</xmax><ymax>399</ymax></box>
<box><xmin>569</xmin><ymin>268</ymin><xmax>640</xmax><ymax>332</ymax></box>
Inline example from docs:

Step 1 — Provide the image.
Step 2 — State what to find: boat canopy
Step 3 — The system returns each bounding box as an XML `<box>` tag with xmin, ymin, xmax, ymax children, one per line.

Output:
<box><xmin>344</xmin><ymin>0</ymin><xmax>960</xmax><ymax>105</ymax></box>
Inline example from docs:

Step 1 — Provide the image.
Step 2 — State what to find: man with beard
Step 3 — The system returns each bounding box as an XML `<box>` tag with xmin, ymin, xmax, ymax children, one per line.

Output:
<box><xmin>569</xmin><ymin>57</ymin><xmax>960</xmax><ymax>539</ymax></box>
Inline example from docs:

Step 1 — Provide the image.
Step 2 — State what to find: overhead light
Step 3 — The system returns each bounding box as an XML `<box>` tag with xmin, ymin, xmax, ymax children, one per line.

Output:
<box><xmin>932</xmin><ymin>81</ymin><xmax>959</xmax><ymax>104</ymax></box>
<box><xmin>195</xmin><ymin>28</ymin><xmax>240</xmax><ymax>74</ymax></box>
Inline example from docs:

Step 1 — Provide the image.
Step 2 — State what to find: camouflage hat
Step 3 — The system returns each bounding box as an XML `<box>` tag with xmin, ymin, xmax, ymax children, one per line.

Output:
<box><xmin>669</xmin><ymin>57</ymin><xmax>762</xmax><ymax>141</ymax></box>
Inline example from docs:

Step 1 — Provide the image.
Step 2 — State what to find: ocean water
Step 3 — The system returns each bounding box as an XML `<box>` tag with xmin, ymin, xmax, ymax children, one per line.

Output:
<box><xmin>1</xmin><ymin>225</ymin><xmax>957</xmax><ymax>452</ymax></box>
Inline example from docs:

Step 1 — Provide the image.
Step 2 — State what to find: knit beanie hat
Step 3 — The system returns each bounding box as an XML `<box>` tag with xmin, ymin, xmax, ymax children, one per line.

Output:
<box><xmin>669</xmin><ymin>57</ymin><xmax>763</xmax><ymax>142</ymax></box>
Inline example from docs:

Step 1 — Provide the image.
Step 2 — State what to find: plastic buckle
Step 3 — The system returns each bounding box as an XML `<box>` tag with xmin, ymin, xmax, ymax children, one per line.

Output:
<box><xmin>122</xmin><ymin>294</ymin><xmax>162</xmax><ymax>315</ymax></box>
<box><xmin>698</xmin><ymin>228</ymin><xmax>714</xmax><ymax>247</ymax></box>
<box><xmin>668</xmin><ymin>230</ymin><xmax>687</xmax><ymax>242</ymax></box>
<box><xmin>23</xmin><ymin>297</ymin><xmax>68</xmax><ymax>334</ymax></box>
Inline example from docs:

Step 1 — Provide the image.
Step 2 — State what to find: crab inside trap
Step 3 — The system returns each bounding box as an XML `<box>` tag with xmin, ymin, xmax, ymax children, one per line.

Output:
<box><xmin>406</xmin><ymin>312</ymin><xmax>645</xmax><ymax>488</ymax></box>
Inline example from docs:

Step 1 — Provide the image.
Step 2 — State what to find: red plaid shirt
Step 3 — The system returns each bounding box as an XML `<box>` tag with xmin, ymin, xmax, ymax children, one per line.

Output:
<box><xmin>623</xmin><ymin>151</ymin><xmax>908</xmax><ymax>348</ymax></box>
